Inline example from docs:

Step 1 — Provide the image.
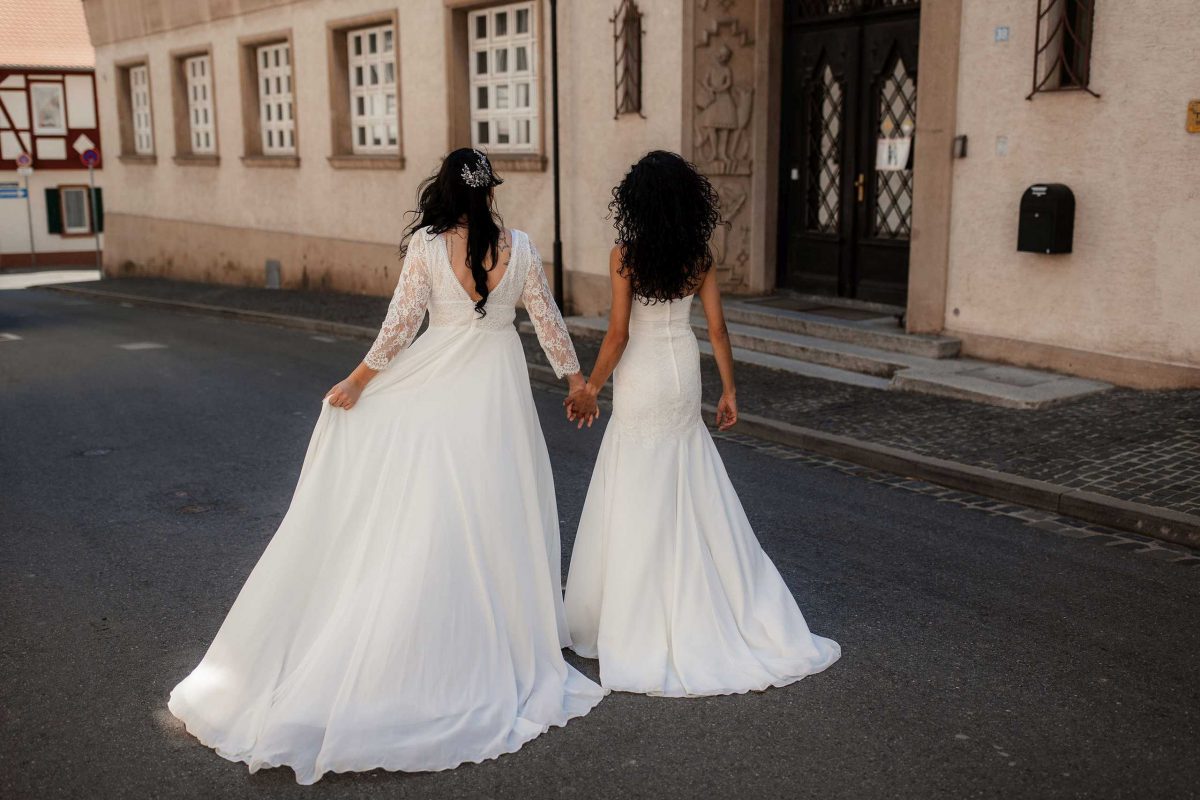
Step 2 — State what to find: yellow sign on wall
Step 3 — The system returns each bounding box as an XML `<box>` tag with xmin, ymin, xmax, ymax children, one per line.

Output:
<box><xmin>1188</xmin><ymin>100</ymin><xmax>1200</xmax><ymax>134</ymax></box>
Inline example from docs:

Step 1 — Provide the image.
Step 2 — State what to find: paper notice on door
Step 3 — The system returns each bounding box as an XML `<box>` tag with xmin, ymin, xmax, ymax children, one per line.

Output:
<box><xmin>876</xmin><ymin>136</ymin><xmax>912</xmax><ymax>172</ymax></box>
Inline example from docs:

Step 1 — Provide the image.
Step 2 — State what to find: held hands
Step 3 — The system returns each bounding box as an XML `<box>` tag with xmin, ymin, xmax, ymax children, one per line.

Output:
<box><xmin>325</xmin><ymin>376</ymin><xmax>365</xmax><ymax>410</ymax></box>
<box><xmin>563</xmin><ymin>374</ymin><xmax>601</xmax><ymax>429</ymax></box>
<box><xmin>716</xmin><ymin>391</ymin><xmax>738</xmax><ymax>431</ymax></box>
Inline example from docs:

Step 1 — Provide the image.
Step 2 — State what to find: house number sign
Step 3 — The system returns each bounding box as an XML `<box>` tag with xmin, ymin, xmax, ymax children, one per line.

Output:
<box><xmin>1187</xmin><ymin>100</ymin><xmax>1200</xmax><ymax>134</ymax></box>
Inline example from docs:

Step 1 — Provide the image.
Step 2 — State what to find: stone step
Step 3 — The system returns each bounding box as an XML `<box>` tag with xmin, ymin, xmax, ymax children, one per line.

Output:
<box><xmin>549</xmin><ymin>317</ymin><xmax>891</xmax><ymax>390</ymax></box>
<box><xmin>555</xmin><ymin>315</ymin><xmax>1113</xmax><ymax>409</ymax></box>
<box><xmin>890</xmin><ymin>364</ymin><xmax>1113</xmax><ymax>409</ymax></box>
<box><xmin>696</xmin><ymin>318</ymin><xmax>922</xmax><ymax>378</ymax></box>
<box><xmin>698</xmin><ymin>340</ymin><xmax>892</xmax><ymax>390</ymax></box>
<box><xmin>713</xmin><ymin>297</ymin><xmax>961</xmax><ymax>359</ymax></box>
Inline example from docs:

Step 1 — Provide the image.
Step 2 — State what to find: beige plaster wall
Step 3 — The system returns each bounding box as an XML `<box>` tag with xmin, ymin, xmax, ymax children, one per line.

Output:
<box><xmin>946</xmin><ymin>0</ymin><xmax>1200</xmax><ymax>370</ymax></box>
<box><xmin>556</xmin><ymin>0</ymin><xmax>685</xmax><ymax>312</ymax></box>
<box><xmin>102</xmin><ymin>211</ymin><xmax>399</xmax><ymax>292</ymax></box>
<box><xmin>92</xmin><ymin>0</ymin><xmax>446</xmax><ymax>293</ymax></box>
<box><xmin>0</xmin><ymin>169</ymin><xmax>104</xmax><ymax>260</ymax></box>
<box><xmin>87</xmin><ymin>0</ymin><xmax>682</xmax><ymax>311</ymax></box>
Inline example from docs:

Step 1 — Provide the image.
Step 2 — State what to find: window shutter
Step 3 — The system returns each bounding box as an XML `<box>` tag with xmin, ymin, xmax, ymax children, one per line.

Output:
<box><xmin>45</xmin><ymin>188</ymin><xmax>63</xmax><ymax>234</ymax></box>
<box><xmin>93</xmin><ymin>188</ymin><xmax>104</xmax><ymax>233</ymax></box>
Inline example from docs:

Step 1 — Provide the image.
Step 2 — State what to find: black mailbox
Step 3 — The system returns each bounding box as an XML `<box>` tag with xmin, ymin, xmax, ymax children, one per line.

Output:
<box><xmin>1018</xmin><ymin>184</ymin><xmax>1074</xmax><ymax>254</ymax></box>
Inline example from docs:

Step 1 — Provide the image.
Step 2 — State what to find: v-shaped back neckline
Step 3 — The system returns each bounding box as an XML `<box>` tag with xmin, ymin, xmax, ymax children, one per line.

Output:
<box><xmin>437</xmin><ymin>229</ymin><xmax>518</xmax><ymax>304</ymax></box>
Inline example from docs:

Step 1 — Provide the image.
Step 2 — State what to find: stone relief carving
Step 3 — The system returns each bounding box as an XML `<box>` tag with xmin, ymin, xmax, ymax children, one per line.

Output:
<box><xmin>695</xmin><ymin>45</ymin><xmax>755</xmax><ymax>175</ymax></box>
<box><xmin>712</xmin><ymin>181</ymin><xmax>748</xmax><ymax>283</ymax></box>
<box><xmin>692</xmin><ymin>0</ymin><xmax>757</xmax><ymax>290</ymax></box>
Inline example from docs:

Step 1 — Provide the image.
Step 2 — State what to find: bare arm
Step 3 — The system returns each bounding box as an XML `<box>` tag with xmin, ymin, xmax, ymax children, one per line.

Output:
<box><xmin>565</xmin><ymin>246</ymin><xmax>632</xmax><ymax>427</ymax></box>
<box><xmin>697</xmin><ymin>267</ymin><xmax>738</xmax><ymax>430</ymax></box>
<box><xmin>587</xmin><ymin>246</ymin><xmax>634</xmax><ymax>395</ymax></box>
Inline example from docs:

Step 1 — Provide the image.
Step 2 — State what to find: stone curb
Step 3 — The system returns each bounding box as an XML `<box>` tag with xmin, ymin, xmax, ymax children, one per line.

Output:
<box><xmin>46</xmin><ymin>283</ymin><xmax>1200</xmax><ymax>551</ymax></box>
<box><xmin>529</xmin><ymin>363</ymin><xmax>1200</xmax><ymax>551</ymax></box>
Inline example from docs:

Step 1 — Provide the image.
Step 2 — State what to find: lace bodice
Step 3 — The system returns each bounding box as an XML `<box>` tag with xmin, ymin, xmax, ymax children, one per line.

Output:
<box><xmin>363</xmin><ymin>227</ymin><xmax>580</xmax><ymax>378</ymax></box>
<box><xmin>611</xmin><ymin>295</ymin><xmax>704</xmax><ymax>441</ymax></box>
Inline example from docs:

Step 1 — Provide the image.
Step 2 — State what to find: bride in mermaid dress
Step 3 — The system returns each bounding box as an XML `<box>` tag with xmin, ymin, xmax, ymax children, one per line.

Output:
<box><xmin>168</xmin><ymin>149</ymin><xmax>605</xmax><ymax>784</ymax></box>
<box><xmin>563</xmin><ymin>151</ymin><xmax>841</xmax><ymax>697</ymax></box>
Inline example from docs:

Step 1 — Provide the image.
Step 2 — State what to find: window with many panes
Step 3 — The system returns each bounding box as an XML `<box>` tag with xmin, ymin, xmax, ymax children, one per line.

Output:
<box><xmin>469</xmin><ymin>2</ymin><xmax>538</xmax><ymax>153</ymax></box>
<box><xmin>130</xmin><ymin>65</ymin><xmax>154</xmax><ymax>155</ymax></box>
<box><xmin>60</xmin><ymin>187</ymin><xmax>92</xmax><ymax>234</ymax></box>
<box><xmin>347</xmin><ymin>24</ymin><xmax>398</xmax><ymax>154</ymax></box>
<box><xmin>257</xmin><ymin>42</ymin><xmax>295</xmax><ymax>155</ymax></box>
<box><xmin>185</xmin><ymin>55</ymin><xmax>216</xmax><ymax>154</ymax></box>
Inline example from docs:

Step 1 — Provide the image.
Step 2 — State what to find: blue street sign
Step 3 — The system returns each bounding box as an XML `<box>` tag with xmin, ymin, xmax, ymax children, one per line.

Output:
<box><xmin>0</xmin><ymin>187</ymin><xmax>28</xmax><ymax>199</ymax></box>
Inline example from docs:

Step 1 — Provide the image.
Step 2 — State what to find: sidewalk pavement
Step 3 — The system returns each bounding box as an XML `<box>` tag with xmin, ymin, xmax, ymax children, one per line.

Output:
<box><xmin>33</xmin><ymin>277</ymin><xmax>1200</xmax><ymax>549</ymax></box>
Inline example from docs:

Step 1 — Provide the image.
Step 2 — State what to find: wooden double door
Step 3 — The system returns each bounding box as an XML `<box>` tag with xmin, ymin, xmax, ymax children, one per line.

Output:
<box><xmin>778</xmin><ymin>1</ymin><xmax>920</xmax><ymax>305</ymax></box>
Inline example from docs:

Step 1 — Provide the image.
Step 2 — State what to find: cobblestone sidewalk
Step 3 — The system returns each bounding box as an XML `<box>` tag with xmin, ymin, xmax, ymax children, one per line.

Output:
<box><xmin>713</xmin><ymin>431</ymin><xmax>1200</xmax><ymax>568</ymax></box>
<box><xmin>47</xmin><ymin>278</ymin><xmax>1200</xmax><ymax>519</ymax></box>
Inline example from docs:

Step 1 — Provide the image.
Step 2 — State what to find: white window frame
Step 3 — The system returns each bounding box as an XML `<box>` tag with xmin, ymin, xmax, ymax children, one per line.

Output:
<box><xmin>256</xmin><ymin>42</ymin><xmax>295</xmax><ymax>155</ymax></box>
<box><xmin>30</xmin><ymin>82</ymin><xmax>66</xmax><ymax>135</ymax></box>
<box><xmin>468</xmin><ymin>2</ymin><xmax>538</xmax><ymax>154</ymax></box>
<box><xmin>347</xmin><ymin>24</ymin><xmax>399</xmax><ymax>155</ymax></box>
<box><xmin>185</xmin><ymin>54</ymin><xmax>216</xmax><ymax>154</ymax></box>
<box><xmin>129</xmin><ymin>65</ymin><xmax>154</xmax><ymax>155</ymax></box>
<box><xmin>60</xmin><ymin>187</ymin><xmax>92</xmax><ymax>234</ymax></box>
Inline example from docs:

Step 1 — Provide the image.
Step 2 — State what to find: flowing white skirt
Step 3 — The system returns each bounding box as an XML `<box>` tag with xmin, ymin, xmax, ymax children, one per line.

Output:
<box><xmin>564</xmin><ymin>326</ymin><xmax>840</xmax><ymax>697</ymax></box>
<box><xmin>168</xmin><ymin>326</ymin><xmax>606</xmax><ymax>784</ymax></box>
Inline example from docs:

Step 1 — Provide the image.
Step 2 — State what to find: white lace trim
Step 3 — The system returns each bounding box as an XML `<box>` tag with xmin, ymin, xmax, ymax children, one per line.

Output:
<box><xmin>362</xmin><ymin>229</ymin><xmax>579</xmax><ymax>378</ymax></box>
<box><xmin>363</xmin><ymin>233</ymin><xmax>432</xmax><ymax>370</ymax></box>
<box><xmin>522</xmin><ymin>240</ymin><xmax>580</xmax><ymax>379</ymax></box>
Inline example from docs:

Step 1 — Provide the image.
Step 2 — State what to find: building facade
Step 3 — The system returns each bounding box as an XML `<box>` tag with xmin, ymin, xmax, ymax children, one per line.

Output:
<box><xmin>82</xmin><ymin>0</ymin><xmax>1199</xmax><ymax>388</ymax></box>
<box><xmin>1</xmin><ymin>0</ymin><xmax>104</xmax><ymax>269</ymax></box>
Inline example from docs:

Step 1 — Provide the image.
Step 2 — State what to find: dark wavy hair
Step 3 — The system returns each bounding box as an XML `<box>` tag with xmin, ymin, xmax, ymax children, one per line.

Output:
<box><xmin>401</xmin><ymin>148</ymin><xmax>504</xmax><ymax>316</ymax></box>
<box><xmin>609</xmin><ymin>150</ymin><xmax>722</xmax><ymax>303</ymax></box>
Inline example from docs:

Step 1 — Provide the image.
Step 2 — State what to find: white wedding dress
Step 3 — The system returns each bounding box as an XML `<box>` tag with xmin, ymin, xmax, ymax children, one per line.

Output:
<box><xmin>564</xmin><ymin>294</ymin><xmax>841</xmax><ymax>696</ymax></box>
<box><xmin>169</xmin><ymin>228</ymin><xmax>605</xmax><ymax>784</ymax></box>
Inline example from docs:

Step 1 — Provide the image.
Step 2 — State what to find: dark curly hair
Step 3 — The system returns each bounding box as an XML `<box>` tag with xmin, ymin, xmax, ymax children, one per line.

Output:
<box><xmin>400</xmin><ymin>148</ymin><xmax>504</xmax><ymax>316</ymax></box>
<box><xmin>609</xmin><ymin>150</ymin><xmax>722</xmax><ymax>303</ymax></box>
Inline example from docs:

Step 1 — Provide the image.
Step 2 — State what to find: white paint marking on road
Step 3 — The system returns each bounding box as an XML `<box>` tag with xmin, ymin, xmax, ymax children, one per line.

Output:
<box><xmin>117</xmin><ymin>341</ymin><xmax>168</xmax><ymax>351</ymax></box>
<box><xmin>310</xmin><ymin>335</ymin><xmax>337</xmax><ymax>343</ymax></box>
<box><xmin>0</xmin><ymin>269</ymin><xmax>100</xmax><ymax>290</ymax></box>
<box><xmin>0</xmin><ymin>333</ymin><xmax>22</xmax><ymax>342</ymax></box>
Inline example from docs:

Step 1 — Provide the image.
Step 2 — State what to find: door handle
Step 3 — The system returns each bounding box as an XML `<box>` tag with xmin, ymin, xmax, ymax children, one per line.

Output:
<box><xmin>855</xmin><ymin>173</ymin><xmax>866</xmax><ymax>203</ymax></box>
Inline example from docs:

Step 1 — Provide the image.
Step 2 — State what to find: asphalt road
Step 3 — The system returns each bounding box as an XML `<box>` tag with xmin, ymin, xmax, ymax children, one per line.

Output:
<box><xmin>2</xmin><ymin>289</ymin><xmax>1197</xmax><ymax>800</ymax></box>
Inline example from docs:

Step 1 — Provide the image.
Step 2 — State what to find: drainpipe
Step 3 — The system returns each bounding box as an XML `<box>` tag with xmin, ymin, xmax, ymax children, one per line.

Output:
<box><xmin>550</xmin><ymin>0</ymin><xmax>564</xmax><ymax>310</ymax></box>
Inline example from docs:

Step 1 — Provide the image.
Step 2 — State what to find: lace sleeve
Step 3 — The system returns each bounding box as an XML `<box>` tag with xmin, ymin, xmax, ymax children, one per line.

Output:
<box><xmin>522</xmin><ymin>240</ymin><xmax>581</xmax><ymax>379</ymax></box>
<box><xmin>363</xmin><ymin>234</ymin><xmax>432</xmax><ymax>370</ymax></box>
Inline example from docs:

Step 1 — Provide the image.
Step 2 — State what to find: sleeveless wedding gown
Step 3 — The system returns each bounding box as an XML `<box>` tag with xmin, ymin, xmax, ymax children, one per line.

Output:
<box><xmin>564</xmin><ymin>294</ymin><xmax>841</xmax><ymax>696</ymax></box>
<box><xmin>168</xmin><ymin>228</ymin><xmax>605</xmax><ymax>784</ymax></box>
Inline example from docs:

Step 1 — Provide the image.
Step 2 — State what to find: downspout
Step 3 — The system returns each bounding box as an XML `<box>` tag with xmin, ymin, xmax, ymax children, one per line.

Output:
<box><xmin>550</xmin><ymin>0</ymin><xmax>564</xmax><ymax>310</ymax></box>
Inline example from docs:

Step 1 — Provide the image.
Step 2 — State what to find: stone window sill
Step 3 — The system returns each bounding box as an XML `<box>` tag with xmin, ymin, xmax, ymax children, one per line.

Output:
<box><xmin>242</xmin><ymin>155</ymin><xmax>300</xmax><ymax>169</ymax></box>
<box><xmin>489</xmin><ymin>153</ymin><xmax>547</xmax><ymax>173</ymax></box>
<box><xmin>327</xmin><ymin>154</ymin><xmax>405</xmax><ymax>170</ymax></box>
<box><xmin>118</xmin><ymin>154</ymin><xmax>158</xmax><ymax>165</ymax></box>
<box><xmin>173</xmin><ymin>154</ymin><xmax>220</xmax><ymax>167</ymax></box>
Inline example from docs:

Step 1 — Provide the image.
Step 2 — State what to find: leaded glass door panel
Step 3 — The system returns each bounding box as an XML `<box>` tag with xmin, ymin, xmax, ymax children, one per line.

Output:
<box><xmin>779</xmin><ymin>22</ymin><xmax>860</xmax><ymax>298</ymax></box>
<box><xmin>779</xmin><ymin>2</ymin><xmax>919</xmax><ymax>304</ymax></box>
<box><xmin>852</xmin><ymin>13</ymin><xmax>918</xmax><ymax>304</ymax></box>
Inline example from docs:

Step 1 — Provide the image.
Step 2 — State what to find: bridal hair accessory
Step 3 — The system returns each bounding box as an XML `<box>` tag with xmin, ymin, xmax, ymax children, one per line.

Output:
<box><xmin>460</xmin><ymin>149</ymin><xmax>495</xmax><ymax>189</ymax></box>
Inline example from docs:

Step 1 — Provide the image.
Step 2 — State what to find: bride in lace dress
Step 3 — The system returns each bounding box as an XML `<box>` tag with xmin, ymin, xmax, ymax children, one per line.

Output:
<box><xmin>563</xmin><ymin>151</ymin><xmax>840</xmax><ymax>697</ymax></box>
<box><xmin>168</xmin><ymin>149</ymin><xmax>605</xmax><ymax>784</ymax></box>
